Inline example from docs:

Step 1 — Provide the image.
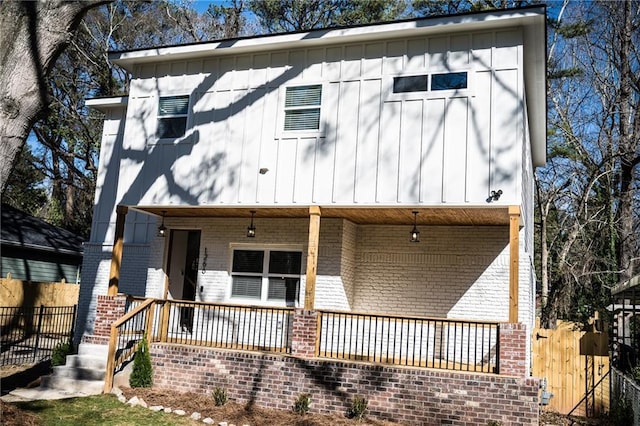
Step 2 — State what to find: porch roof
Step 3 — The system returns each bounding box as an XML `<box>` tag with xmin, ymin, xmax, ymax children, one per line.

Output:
<box><xmin>131</xmin><ymin>205</ymin><xmax>512</xmax><ymax>226</ymax></box>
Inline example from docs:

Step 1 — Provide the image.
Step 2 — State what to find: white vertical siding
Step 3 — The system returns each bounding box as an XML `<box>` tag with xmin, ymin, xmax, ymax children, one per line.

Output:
<box><xmin>113</xmin><ymin>28</ymin><xmax>526</xmax><ymax>211</ymax></box>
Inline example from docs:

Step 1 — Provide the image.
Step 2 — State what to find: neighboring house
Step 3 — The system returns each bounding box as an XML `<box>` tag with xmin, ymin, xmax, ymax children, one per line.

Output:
<box><xmin>1</xmin><ymin>204</ymin><xmax>84</xmax><ymax>283</ymax></box>
<box><xmin>81</xmin><ymin>6</ymin><xmax>546</xmax><ymax>424</ymax></box>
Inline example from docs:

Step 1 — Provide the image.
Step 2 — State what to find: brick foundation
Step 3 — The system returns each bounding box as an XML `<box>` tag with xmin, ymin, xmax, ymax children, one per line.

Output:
<box><xmin>81</xmin><ymin>294</ymin><xmax>127</xmax><ymax>343</ymax></box>
<box><xmin>498</xmin><ymin>322</ymin><xmax>528</xmax><ymax>377</ymax></box>
<box><xmin>150</xmin><ymin>344</ymin><xmax>539</xmax><ymax>425</ymax></box>
<box><xmin>291</xmin><ymin>309</ymin><xmax>318</xmax><ymax>358</ymax></box>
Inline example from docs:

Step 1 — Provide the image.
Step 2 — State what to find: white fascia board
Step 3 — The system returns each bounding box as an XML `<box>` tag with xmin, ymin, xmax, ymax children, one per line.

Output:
<box><xmin>522</xmin><ymin>12</ymin><xmax>547</xmax><ymax>167</ymax></box>
<box><xmin>84</xmin><ymin>96</ymin><xmax>128</xmax><ymax>112</ymax></box>
<box><xmin>111</xmin><ymin>7</ymin><xmax>546</xmax><ymax>69</ymax></box>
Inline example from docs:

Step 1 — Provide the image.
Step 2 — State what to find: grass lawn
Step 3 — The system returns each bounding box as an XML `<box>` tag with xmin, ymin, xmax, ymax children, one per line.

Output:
<box><xmin>1</xmin><ymin>395</ymin><xmax>196</xmax><ymax>426</ymax></box>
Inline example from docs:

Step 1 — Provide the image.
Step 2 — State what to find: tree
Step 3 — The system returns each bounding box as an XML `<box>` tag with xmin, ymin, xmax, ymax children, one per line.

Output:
<box><xmin>249</xmin><ymin>0</ymin><xmax>406</xmax><ymax>33</ymax></box>
<box><xmin>539</xmin><ymin>0</ymin><xmax>640</xmax><ymax>325</ymax></box>
<box><xmin>0</xmin><ymin>0</ymin><xmax>109</xmax><ymax>194</ymax></box>
<box><xmin>1</xmin><ymin>144</ymin><xmax>47</xmax><ymax>215</ymax></box>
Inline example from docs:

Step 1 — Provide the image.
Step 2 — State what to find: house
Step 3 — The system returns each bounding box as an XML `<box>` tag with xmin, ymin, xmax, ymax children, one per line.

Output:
<box><xmin>1</xmin><ymin>204</ymin><xmax>83</xmax><ymax>284</ymax></box>
<box><xmin>80</xmin><ymin>6</ymin><xmax>546</xmax><ymax>424</ymax></box>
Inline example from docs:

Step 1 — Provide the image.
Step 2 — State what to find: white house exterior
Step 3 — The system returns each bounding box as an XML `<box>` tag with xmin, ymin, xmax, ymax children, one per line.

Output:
<box><xmin>79</xmin><ymin>6</ymin><xmax>546</xmax><ymax>372</ymax></box>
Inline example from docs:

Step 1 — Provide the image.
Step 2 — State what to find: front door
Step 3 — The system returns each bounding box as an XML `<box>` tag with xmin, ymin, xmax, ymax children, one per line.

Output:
<box><xmin>167</xmin><ymin>230</ymin><xmax>201</xmax><ymax>333</ymax></box>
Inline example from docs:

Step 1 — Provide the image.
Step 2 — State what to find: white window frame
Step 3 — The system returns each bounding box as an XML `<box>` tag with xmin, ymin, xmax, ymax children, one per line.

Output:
<box><xmin>156</xmin><ymin>94</ymin><xmax>190</xmax><ymax>140</ymax></box>
<box><xmin>385</xmin><ymin>70</ymin><xmax>473</xmax><ymax>101</ymax></box>
<box><xmin>228</xmin><ymin>244</ymin><xmax>304</xmax><ymax>307</ymax></box>
<box><xmin>277</xmin><ymin>83</ymin><xmax>325</xmax><ymax>137</ymax></box>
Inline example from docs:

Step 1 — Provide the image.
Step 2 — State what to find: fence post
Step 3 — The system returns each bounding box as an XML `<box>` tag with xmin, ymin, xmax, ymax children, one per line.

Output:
<box><xmin>32</xmin><ymin>305</ymin><xmax>45</xmax><ymax>362</ymax></box>
<box><xmin>70</xmin><ymin>304</ymin><xmax>78</xmax><ymax>343</ymax></box>
<box><xmin>103</xmin><ymin>323</ymin><xmax>119</xmax><ymax>393</ymax></box>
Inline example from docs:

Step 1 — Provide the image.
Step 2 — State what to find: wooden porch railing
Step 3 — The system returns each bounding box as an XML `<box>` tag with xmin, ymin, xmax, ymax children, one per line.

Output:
<box><xmin>104</xmin><ymin>298</ymin><xmax>294</xmax><ymax>392</ymax></box>
<box><xmin>105</xmin><ymin>299</ymin><xmax>503</xmax><ymax>392</ymax></box>
<box><xmin>317</xmin><ymin>310</ymin><xmax>499</xmax><ymax>373</ymax></box>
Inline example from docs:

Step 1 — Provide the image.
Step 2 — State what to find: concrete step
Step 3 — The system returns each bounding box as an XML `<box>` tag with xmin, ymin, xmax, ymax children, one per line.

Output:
<box><xmin>77</xmin><ymin>343</ymin><xmax>109</xmax><ymax>358</ymax></box>
<box><xmin>52</xmin><ymin>365</ymin><xmax>105</xmax><ymax>381</ymax></box>
<box><xmin>65</xmin><ymin>354</ymin><xmax>107</xmax><ymax>370</ymax></box>
<box><xmin>39</xmin><ymin>375</ymin><xmax>104</xmax><ymax>395</ymax></box>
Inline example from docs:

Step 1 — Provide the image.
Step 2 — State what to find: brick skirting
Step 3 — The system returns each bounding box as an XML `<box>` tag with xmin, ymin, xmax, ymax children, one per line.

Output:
<box><xmin>150</xmin><ymin>344</ymin><xmax>539</xmax><ymax>425</ymax></box>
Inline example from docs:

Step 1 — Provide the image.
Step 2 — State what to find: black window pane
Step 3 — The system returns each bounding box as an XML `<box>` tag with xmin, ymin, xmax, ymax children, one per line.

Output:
<box><xmin>431</xmin><ymin>72</ymin><xmax>467</xmax><ymax>91</ymax></box>
<box><xmin>269</xmin><ymin>251</ymin><xmax>302</xmax><ymax>274</ymax></box>
<box><xmin>157</xmin><ymin>117</ymin><xmax>187</xmax><ymax>138</ymax></box>
<box><xmin>159</xmin><ymin>96</ymin><xmax>189</xmax><ymax>115</ymax></box>
<box><xmin>232</xmin><ymin>276</ymin><xmax>262</xmax><ymax>298</ymax></box>
<box><xmin>268</xmin><ymin>277</ymin><xmax>299</xmax><ymax>305</ymax></box>
<box><xmin>232</xmin><ymin>250</ymin><xmax>264</xmax><ymax>273</ymax></box>
<box><xmin>393</xmin><ymin>75</ymin><xmax>428</xmax><ymax>93</ymax></box>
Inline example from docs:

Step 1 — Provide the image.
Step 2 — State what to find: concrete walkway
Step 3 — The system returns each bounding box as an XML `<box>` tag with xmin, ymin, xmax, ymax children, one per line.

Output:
<box><xmin>1</xmin><ymin>387</ymin><xmax>97</xmax><ymax>402</ymax></box>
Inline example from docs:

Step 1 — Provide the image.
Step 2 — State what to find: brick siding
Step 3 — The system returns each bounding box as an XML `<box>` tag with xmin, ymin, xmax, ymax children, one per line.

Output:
<box><xmin>150</xmin><ymin>343</ymin><xmax>539</xmax><ymax>425</ymax></box>
<box><xmin>498</xmin><ymin>322</ymin><xmax>528</xmax><ymax>377</ymax></box>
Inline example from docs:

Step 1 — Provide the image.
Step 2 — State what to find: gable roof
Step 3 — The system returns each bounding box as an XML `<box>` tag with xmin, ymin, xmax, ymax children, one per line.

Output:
<box><xmin>1</xmin><ymin>204</ymin><xmax>84</xmax><ymax>256</ymax></box>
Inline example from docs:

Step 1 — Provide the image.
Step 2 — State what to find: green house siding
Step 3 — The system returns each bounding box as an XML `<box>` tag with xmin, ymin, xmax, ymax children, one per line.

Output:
<box><xmin>1</xmin><ymin>246</ymin><xmax>81</xmax><ymax>283</ymax></box>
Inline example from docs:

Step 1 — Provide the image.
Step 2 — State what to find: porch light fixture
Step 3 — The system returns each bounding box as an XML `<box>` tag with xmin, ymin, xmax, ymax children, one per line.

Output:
<box><xmin>247</xmin><ymin>210</ymin><xmax>256</xmax><ymax>238</ymax></box>
<box><xmin>486</xmin><ymin>189</ymin><xmax>503</xmax><ymax>203</ymax></box>
<box><xmin>157</xmin><ymin>211</ymin><xmax>167</xmax><ymax>237</ymax></box>
<box><xmin>410</xmin><ymin>211</ymin><xmax>420</xmax><ymax>243</ymax></box>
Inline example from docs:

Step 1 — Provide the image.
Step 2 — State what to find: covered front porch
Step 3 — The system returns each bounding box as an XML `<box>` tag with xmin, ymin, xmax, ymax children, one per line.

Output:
<box><xmin>97</xmin><ymin>204</ymin><xmax>529</xmax><ymax>382</ymax></box>
<box><xmin>107</xmin><ymin>204</ymin><xmax>524</xmax><ymax>321</ymax></box>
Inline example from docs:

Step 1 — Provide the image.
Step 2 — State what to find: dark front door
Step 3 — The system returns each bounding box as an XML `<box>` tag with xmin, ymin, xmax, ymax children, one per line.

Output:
<box><xmin>167</xmin><ymin>229</ymin><xmax>201</xmax><ymax>333</ymax></box>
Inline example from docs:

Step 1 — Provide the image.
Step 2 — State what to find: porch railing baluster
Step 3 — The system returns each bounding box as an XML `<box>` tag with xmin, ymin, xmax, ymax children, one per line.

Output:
<box><xmin>316</xmin><ymin>310</ymin><xmax>499</xmax><ymax>374</ymax></box>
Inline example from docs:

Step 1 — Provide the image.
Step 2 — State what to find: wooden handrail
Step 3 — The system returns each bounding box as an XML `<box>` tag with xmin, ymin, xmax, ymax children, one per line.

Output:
<box><xmin>316</xmin><ymin>308</ymin><xmax>502</xmax><ymax>325</ymax></box>
<box><xmin>104</xmin><ymin>298</ymin><xmax>156</xmax><ymax>393</ymax></box>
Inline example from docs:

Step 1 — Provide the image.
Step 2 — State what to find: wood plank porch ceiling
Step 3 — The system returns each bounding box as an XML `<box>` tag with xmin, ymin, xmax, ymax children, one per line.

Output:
<box><xmin>134</xmin><ymin>206</ymin><xmax>511</xmax><ymax>226</ymax></box>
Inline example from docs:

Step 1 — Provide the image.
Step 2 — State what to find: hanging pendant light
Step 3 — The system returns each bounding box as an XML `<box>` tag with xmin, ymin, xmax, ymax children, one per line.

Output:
<box><xmin>157</xmin><ymin>210</ymin><xmax>167</xmax><ymax>237</ymax></box>
<box><xmin>410</xmin><ymin>211</ymin><xmax>420</xmax><ymax>243</ymax></box>
<box><xmin>247</xmin><ymin>210</ymin><xmax>256</xmax><ymax>238</ymax></box>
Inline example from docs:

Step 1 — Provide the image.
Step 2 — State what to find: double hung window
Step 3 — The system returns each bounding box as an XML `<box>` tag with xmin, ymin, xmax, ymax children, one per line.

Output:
<box><xmin>231</xmin><ymin>249</ymin><xmax>302</xmax><ymax>306</ymax></box>
<box><xmin>283</xmin><ymin>85</ymin><xmax>322</xmax><ymax>131</ymax></box>
<box><xmin>157</xmin><ymin>95</ymin><xmax>189</xmax><ymax>138</ymax></box>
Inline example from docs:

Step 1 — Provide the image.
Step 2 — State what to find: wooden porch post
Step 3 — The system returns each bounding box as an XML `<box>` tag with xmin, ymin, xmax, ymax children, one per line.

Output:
<box><xmin>108</xmin><ymin>205</ymin><xmax>128</xmax><ymax>296</ymax></box>
<box><xmin>509</xmin><ymin>205</ymin><xmax>520</xmax><ymax>323</ymax></box>
<box><xmin>304</xmin><ymin>206</ymin><xmax>321</xmax><ymax>310</ymax></box>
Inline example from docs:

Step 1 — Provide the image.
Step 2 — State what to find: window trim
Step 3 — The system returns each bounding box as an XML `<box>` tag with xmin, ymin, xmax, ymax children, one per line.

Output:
<box><xmin>228</xmin><ymin>244</ymin><xmax>304</xmax><ymax>307</ymax></box>
<box><xmin>277</xmin><ymin>83</ymin><xmax>326</xmax><ymax>138</ymax></box>
<box><xmin>156</xmin><ymin>94</ymin><xmax>191</xmax><ymax>140</ymax></box>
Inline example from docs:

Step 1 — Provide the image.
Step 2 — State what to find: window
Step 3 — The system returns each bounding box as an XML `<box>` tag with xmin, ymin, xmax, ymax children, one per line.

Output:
<box><xmin>157</xmin><ymin>95</ymin><xmax>189</xmax><ymax>138</ymax></box>
<box><xmin>284</xmin><ymin>85</ymin><xmax>322</xmax><ymax>131</ymax></box>
<box><xmin>393</xmin><ymin>75</ymin><xmax>428</xmax><ymax>93</ymax></box>
<box><xmin>392</xmin><ymin>72</ymin><xmax>468</xmax><ymax>94</ymax></box>
<box><xmin>431</xmin><ymin>72</ymin><xmax>467</xmax><ymax>91</ymax></box>
<box><xmin>231</xmin><ymin>249</ymin><xmax>302</xmax><ymax>306</ymax></box>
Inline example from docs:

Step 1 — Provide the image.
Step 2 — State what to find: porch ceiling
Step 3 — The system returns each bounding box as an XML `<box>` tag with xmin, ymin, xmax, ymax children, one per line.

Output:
<box><xmin>133</xmin><ymin>205</ymin><xmax>511</xmax><ymax>226</ymax></box>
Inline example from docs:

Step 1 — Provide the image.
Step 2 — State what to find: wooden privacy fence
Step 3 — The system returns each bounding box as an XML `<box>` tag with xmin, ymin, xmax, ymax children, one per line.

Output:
<box><xmin>532</xmin><ymin>316</ymin><xmax>609</xmax><ymax>416</ymax></box>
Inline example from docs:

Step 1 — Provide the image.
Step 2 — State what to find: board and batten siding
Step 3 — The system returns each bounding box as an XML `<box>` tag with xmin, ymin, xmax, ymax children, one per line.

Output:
<box><xmin>115</xmin><ymin>29</ymin><xmax>526</xmax><ymax>215</ymax></box>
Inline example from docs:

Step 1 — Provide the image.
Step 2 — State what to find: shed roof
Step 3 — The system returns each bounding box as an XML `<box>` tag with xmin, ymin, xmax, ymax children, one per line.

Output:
<box><xmin>1</xmin><ymin>204</ymin><xmax>84</xmax><ymax>256</ymax></box>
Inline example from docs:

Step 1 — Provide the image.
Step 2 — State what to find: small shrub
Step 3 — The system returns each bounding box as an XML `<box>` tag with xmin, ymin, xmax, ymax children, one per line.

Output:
<box><xmin>129</xmin><ymin>334</ymin><xmax>152</xmax><ymax>388</ymax></box>
<box><xmin>212</xmin><ymin>387</ymin><xmax>227</xmax><ymax>406</ymax></box>
<box><xmin>487</xmin><ymin>421</ymin><xmax>502</xmax><ymax>426</ymax></box>
<box><xmin>51</xmin><ymin>339</ymin><xmax>74</xmax><ymax>367</ymax></box>
<box><xmin>347</xmin><ymin>395</ymin><xmax>368</xmax><ymax>420</ymax></box>
<box><xmin>293</xmin><ymin>393</ymin><xmax>311</xmax><ymax>415</ymax></box>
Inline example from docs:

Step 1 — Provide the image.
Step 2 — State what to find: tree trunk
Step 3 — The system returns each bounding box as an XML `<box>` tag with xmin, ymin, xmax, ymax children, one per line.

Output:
<box><xmin>614</xmin><ymin>0</ymin><xmax>638</xmax><ymax>282</ymax></box>
<box><xmin>0</xmin><ymin>0</ymin><xmax>108</xmax><ymax>193</ymax></box>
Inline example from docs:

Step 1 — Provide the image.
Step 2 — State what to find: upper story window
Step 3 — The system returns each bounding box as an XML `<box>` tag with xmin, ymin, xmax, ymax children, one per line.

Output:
<box><xmin>431</xmin><ymin>72</ymin><xmax>467</xmax><ymax>91</ymax></box>
<box><xmin>392</xmin><ymin>72</ymin><xmax>468</xmax><ymax>94</ymax></box>
<box><xmin>157</xmin><ymin>95</ymin><xmax>189</xmax><ymax>138</ymax></box>
<box><xmin>284</xmin><ymin>85</ymin><xmax>322</xmax><ymax>131</ymax></box>
<box><xmin>231</xmin><ymin>249</ymin><xmax>302</xmax><ymax>306</ymax></box>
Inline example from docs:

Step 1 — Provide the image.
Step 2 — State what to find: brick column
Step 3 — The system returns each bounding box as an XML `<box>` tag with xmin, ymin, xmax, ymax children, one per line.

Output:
<box><xmin>93</xmin><ymin>294</ymin><xmax>128</xmax><ymax>338</ymax></box>
<box><xmin>291</xmin><ymin>309</ymin><xmax>318</xmax><ymax>358</ymax></box>
<box><xmin>498</xmin><ymin>322</ymin><xmax>528</xmax><ymax>377</ymax></box>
